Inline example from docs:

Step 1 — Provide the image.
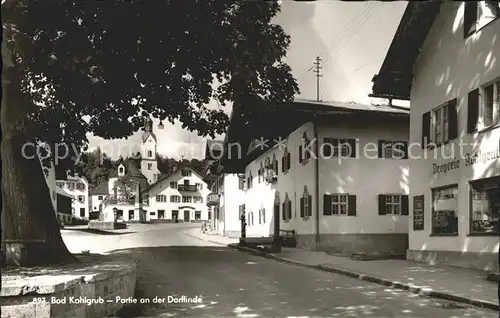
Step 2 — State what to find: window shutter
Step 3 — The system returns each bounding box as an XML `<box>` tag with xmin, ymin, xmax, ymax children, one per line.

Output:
<box><xmin>262</xmin><ymin>208</ymin><xmax>266</xmax><ymax>223</ymax></box>
<box><xmin>377</xmin><ymin>140</ymin><xmax>385</xmax><ymax>158</ymax></box>
<box><xmin>323</xmin><ymin>138</ymin><xmax>332</xmax><ymax>157</ymax></box>
<box><xmin>348</xmin><ymin>139</ymin><xmax>356</xmax><ymax>158</ymax></box>
<box><xmin>422</xmin><ymin>112</ymin><xmax>431</xmax><ymax>149</ymax></box>
<box><xmin>282</xmin><ymin>203</ymin><xmax>286</xmax><ymax>220</ymax></box>
<box><xmin>448</xmin><ymin>98</ymin><xmax>458</xmax><ymax>140</ymax></box>
<box><xmin>323</xmin><ymin>194</ymin><xmax>332</xmax><ymax>215</ymax></box>
<box><xmin>347</xmin><ymin>195</ymin><xmax>356</xmax><ymax>216</ymax></box>
<box><xmin>308</xmin><ymin>195</ymin><xmax>312</xmax><ymax>216</ymax></box>
<box><xmin>300</xmin><ymin>197</ymin><xmax>304</xmax><ymax>217</ymax></box>
<box><xmin>274</xmin><ymin>160</ymin><xmax>278</xmax><ymax>175</ymax></box>
<box><xmin>287</xmin><ymin>201</ymin><xmax>292</xmax><ymax>219</ymax></box>
<box><xmin>401</xmin><ymin>195</ymin><xmax>409</xmax><ymax>215</ymax></box>
<box><xmin>378</xmin><ymin>194</ymin><xmax>386</xmax><ymax>215</ymax></box>
<box><xmin>287</xmin><ymin>153</ymin><xmax>291</xmax><ymax>169</ymax></box>
<box><xmin>467</xmin><ymin>89</ymin><xmax>479</xmax><ymax>134</ymax></box>
<box><xmin>299</xmin><ymin>145</ymin><xmax>303</xmax><ymax>163</ymax></box>
<box><xmin>281</xmin><ymin>156</ymin><xmax>285</xmax><ymax>172</ymax></box>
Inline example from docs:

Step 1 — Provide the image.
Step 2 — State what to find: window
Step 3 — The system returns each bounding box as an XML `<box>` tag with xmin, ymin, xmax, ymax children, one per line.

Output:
<box><xmin>148</xmin><ymin>163</ymin><xmax>152</xmax><ymax>170</ymax></box>
<box><xmin>378</xmin><ymin>141</ymin><xmax>408</xmax><ymax>159</ymax></box>
<box><xmin>77</xmin><ymin>195</ymin><xmax>85</xmax><ymax>203</ymax></box>
<box><xmin>150</xmin><ymin>211</ymin><xmax>155</xmax><ymax>216</ymax></box>
<box><xmin>170</xmin><ymin>181</ymin><xmax>177</xmax><ymax>188</ymax></box>
<box><xmin>196</xmin><ymin>183</ymin><xmax>203</xmax><ymax>190</ymax></box>
<box><xmin>172</xmin><ymin>210</ymin><xmax>179</xmax><ymax>220</ymax></box>
<box><xmin>182</xmin><ymin>196</ymin><xmax>192</xmax><ymax>203</ymax></box>
<box><xmin>281</xmin><ymin>148</ymin><xmax>291</xmax><ymax>172</ymax></box>
<box><xmin>80</xmin><ymin>208</ymin><xmax>85</xmax><ymax>217</ymax></box>
<box><xmin>170</xmin><ymin>195</ymin><xmax>180</xmax><ymax>203</ymax></box>
<box><xmin>432</xmin><ymin>185</ymin><xmax>458</xmax><ymax>235</ymax></box>
<box><xmin>158</xmin><ymin>210</ymin><xmax>165</xmax><ymax>219</ymax></box>
<box><xmin>247</xmin><ymin>172</ymin><xmax>253</xmax><ymax>189</ymax></box>
<box><xmin>258</xmin><ymin>163</ymin><xmax>264</xmax><ymax>183</ymax></box>
<box><xmin>193</xmin><ymin>196</ymin><xmax>203</xmax><ymax>204</ymax></box>
<box><xmin>323</xmin><ymin>194</ymin><xmax>356</xmax><ymax>216</ymax></box>
<box><xmin>195</xmin><ymin>211</ymin><xmax>201</xmax><ymax>220</ymax></box>
<box><xmin>300</xmin><ymin>187</ymin><xmax>312</xmax><ymax>218</ymax></box>
<box><xmin>247</xmin><ymin>212</ymin><xmax>254</xmax><ymax>226</ymax></box>
<box><xmin>156</xmin><ymin>195</ymin><xmax>167</xmax><ymax>203</ymax></box>
<box><xmin>470</xmin><ymin>178</ymin><xmax>500</xmax><ymax>235</ymax></box>
<box><xmin>181</xmin><ymin>169</ymin><xmax>192</xmax><ymax>177</ymax></box>
<box><xmin>464</xmin><ymin>1</ymin><xmax>499</xmax><ymax>37</ymax></box>
<box><xmin>282</xmin><ymin>195</ymin><xmax>292</xmax><ymax>221</ymax></box>
<box><xmin>323</xmin><ymin>138</ymin><xmax>356</xmax><ymax>158</ymax></box>
<box><xmin>184</xmin><ymin>179</ymin><xmax>190</xmax><ymax>186</ymax></box>
<box><xmin>378</xmin><ymin>194</ymin><xmax>409</xmax><ymax>215</ymax></box>
<box><xmin>76</xmin><ymin>183</ymin><xmax>85</xmax><ymax>190</ymax></box>
<box><xmin>119</xmin><ymin>167</ymin><xmax>124</xmax><ymax>174</ymax></box>
<box><xmin>98</xmin><ymin>195</ymin><xmax>103</xmax><ymax>200</ymax></box>
<box><xmin>56</xmin><ymin>182</ymin><xmax>65</xmax><ymax>188</ymax></box>
<box><xmin>259</xmin><ymin>208</ymin><xmax>266</xmax><ymax>224</ymax></box>
<box><xmin>208</xmin><ymin>210</ymin><xmax>211</xmax><ymax>220</ymax></box>
<box><xmin>129</xmin><ymin>210</ymin><xmax>134</xmax><ymax>220</ymax></box>
<box><xmin>422</xmin><ymin>99</ymin><xmax>457</xmax><ymax>147</ymax></box>
<box><xmin>67</xmin><ymin>183</ymin><xmax>75</xmax><ymax>190</ymax></box>
<box><xmin>238</xmin><ymin>176</ymin><xmax>245</xmax><ymax>190</ymax></box>
<box><xmin>147</xmin><ymin>150</ymin><xmax>153</xmax><ymax>158</ymax></box>
<box><xmin>143</xmin><ymin>194</ymin><xmax>149</xmax><ymax>205</ymax></box>
<box><xmin>474</xmin><ymin>78</ymin><xmax>500</xmax><ymax>131</ymax></box>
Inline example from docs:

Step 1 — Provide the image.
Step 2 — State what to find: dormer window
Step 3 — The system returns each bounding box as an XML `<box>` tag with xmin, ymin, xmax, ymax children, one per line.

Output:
<box><xmin>118</xmin><ymin>165</ymin><xmax>125</xmax><ymax>176</ymax></box>
<box><xmin>181</xmin><ymin>169</ymin><xmax>192</xmax><ymax>177</ymax></box>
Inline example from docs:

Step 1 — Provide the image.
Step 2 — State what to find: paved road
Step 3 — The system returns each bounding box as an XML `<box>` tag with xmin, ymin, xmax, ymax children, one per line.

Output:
<box><xmin>61</xmin><ymin>224</ymin><xmax>498</xmax><ymax>317</ymax></box>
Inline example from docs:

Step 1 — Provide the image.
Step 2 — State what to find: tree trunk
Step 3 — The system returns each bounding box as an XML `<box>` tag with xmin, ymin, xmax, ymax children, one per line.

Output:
<box><xmin>1</xmin><ymin>20</ymin><xmax>75</xmax><ymax>266</ymax></box>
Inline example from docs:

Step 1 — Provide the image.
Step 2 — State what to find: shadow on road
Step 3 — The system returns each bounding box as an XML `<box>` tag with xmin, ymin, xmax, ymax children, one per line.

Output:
<box><xmin>63</xmin><ymin>228</ymin><xmax>135</xmax><ymax>235</ymax></box>
<box><xmin>108</xmin><ymin>246</ymin><xmax>495</xmax><ymax>318</ymax></box>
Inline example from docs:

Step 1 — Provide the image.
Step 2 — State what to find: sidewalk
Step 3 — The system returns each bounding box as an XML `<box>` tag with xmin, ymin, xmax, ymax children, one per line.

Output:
<box><xmin>232</xmin><ymin>245</ymin><xmax>499</xmax><ymax>311</ymax></box>
<box><xmin>184</xmin><ymin>227</ymin><xmax>240</xmax><ymax>245</ymax></box>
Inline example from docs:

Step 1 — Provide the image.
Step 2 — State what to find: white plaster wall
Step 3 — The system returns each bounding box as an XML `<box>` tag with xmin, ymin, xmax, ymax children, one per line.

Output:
<box><xmin>245</xmin><ymin>122</ymin><xmax>317</xmax><ymax>238</ymax></box>
<box><xmin>141</xmin><ymin>135</ymin><xmax>159</xmax><ymax>184</ymax></box>
<box><xmin>91</xmin><ymin>194</ymin><xmax>105</xmax><ymax>212</ymax></box>
<box><xmin>223</xmin><ymin>173</ymin><xmax>247</xmax><ymax>234</ymax></box>
<box><xmin>410</xmin><ymin>1</ymin><xmax>500</xmax><ymax>253</ymax></box>
<box><xmin>58</xmin><ymin>176</ymin><xmax>89</xmax><ymax>218</ymax></box>
<box><xmin>108</xmin><ymin>177</ymin><xmax>118</xmax><ymax>194</ymax></box>
<box><xmin>317</xmin><ymin>123</ymin><xmax>409</xmax><ymax>235</ymax></box>
<box><xmin>146</xmin><ymin>169</ymin><xmax>210</xmax><ymax>221</ymax></box>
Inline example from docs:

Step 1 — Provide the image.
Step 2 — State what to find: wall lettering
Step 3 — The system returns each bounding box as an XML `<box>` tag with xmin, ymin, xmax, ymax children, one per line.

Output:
<box><xmin>432</xmin><ymin>160</ymin><xmax>460</xmax><ymax>175</ymax></box>
<box><xmin>464</xmin><ymin>147</ymin><xmax>500</xmax><ymax>166</ymax></box>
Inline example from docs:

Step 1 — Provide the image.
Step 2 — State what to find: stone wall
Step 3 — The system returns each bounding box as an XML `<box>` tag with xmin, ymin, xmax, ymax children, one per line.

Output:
<box><xmin>1</xmin><ymin>259</ymin><xmax>136</xmax><ymax>317</ymax></box>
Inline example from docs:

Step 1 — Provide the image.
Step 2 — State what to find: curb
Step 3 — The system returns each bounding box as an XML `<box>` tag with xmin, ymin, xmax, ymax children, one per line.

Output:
<box><xmin>229</xmin><ymin>245</ymin><xmax>499</xmax><ymax>312</ymax></box>
<box><xmin>183</xmin><ymin>231</ymin><xmax>228</xmax><ymax>246</ymax></box>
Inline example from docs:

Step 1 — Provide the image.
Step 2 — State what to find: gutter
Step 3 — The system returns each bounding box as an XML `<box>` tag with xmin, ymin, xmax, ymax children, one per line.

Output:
<box><xmin>312</xmin><ymin>116</ymin><xmax>320</xmax><ymax>251</ymax></box>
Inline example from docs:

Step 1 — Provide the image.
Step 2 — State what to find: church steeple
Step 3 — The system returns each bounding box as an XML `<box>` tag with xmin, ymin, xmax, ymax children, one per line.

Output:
<box><xmin>140</xmin><ymin>117</ymin><xmax>159</xmax><ymax>184</ymax></box>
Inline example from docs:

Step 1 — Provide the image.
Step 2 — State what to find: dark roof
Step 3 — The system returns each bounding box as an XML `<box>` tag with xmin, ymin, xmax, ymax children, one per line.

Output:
<box><xmin>141</xmin><ymin>164</ymin><xmax>205</xmax><ymax>194</ymax></box>
<box><xmin>109</xmin><ymin>159</ymin><xmax>146</xmax><ymax>178</ymax></box>
<box><xmin>222</xmin><ymin>99</ymin><xmax>409</xmax><ymax>173</ymax></box>
<box><xmin>370</xmin><ymin>1</ymin><xmax>442</xmax><ymax>100</ymax></box>
<box><xmin>91</xmin><ymin>181</ymin><xmax>109</xmax><ymax>195</ymax></box>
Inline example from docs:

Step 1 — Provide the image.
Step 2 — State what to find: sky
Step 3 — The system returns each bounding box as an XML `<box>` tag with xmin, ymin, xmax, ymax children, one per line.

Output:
<box><xmin>88</xmin><ymin>1</ymin><xmax>408</xmax><ymax>160</ymax></box>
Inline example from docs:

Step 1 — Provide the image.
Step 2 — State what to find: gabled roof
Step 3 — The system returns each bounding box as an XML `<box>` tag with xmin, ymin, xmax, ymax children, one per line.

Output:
<box><xmin>141</xmin><ymin>164</ymin><xmax>205</xmax><ymax>193</ymax></box>
<box><xmin>142</xmin><ymin>131</ymin><xmax>157</xmax><ymax>143</ymax></box>
<box><xmin>370</xmin><ymin>1</ymin><xmax>442</xmax><ymax>100</ymax></box>
<box><xmin>91</xmin><ymin>181</ymin><xmax>109</xmax><ymax>195</ymax></box>
<box><xmin>109</xmin><ymin>159</ymin><xmax>146</xmax><ymax>178</ymax></box>
<box><xmin>222</xmin><ymin>99</ymin><xmax>409</xmax><ymax>172</ymax></box>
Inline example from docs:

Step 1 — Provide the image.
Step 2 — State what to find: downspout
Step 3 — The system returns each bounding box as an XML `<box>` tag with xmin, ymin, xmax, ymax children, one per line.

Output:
<box><xmin>313</xmin><ymin>116</ymin><xmax>320</xmax><ymax>251</ymax></box>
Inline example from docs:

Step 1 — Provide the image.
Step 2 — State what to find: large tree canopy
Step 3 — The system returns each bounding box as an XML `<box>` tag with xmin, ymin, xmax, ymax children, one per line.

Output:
<box><xmin>1</xmin><ymin>0</ymin><xmax>298</xmax><ymax>265</ymax></box>
<box><xmin>4</xmin><ymin>0</ymin><xmax>298</xmax><ymax>158</ymax></box>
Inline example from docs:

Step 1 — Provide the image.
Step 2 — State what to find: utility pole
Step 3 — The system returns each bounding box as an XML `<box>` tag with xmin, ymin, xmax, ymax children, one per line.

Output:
<box><xmin>313</xmin><ymin>56</ymin><xmax>322</xmax><ymax>102</ymax></box>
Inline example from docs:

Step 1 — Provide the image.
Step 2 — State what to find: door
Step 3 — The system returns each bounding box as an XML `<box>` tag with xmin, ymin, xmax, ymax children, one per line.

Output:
<box><xmin>184</xmin><ymin>210</ymin><xmax>191</xmax><ymax>222</ymax></box>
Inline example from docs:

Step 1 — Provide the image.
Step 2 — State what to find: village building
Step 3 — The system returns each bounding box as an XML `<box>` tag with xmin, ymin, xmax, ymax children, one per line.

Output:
<box><xmin>41</xmin><ymin>159</ymin><xmax>74</xmax><ymax>225</ymax></box>
<box><xmin>223</xmin><ymin>99</ymin><xmax>410</xmax><ymax>255</ymax></box>
<box><xmin>371</xmin><ymin>1</ymin><xmax>499</xmax><ymax>270</ymax></box>
<box><xmin>56</xmin><ymin>174</ymin><xmax>90</xmax><ymax>219</ymax></box>
<box><xmin>204</xmin><ymin>140</ymin><xmax>246</xmax><ymax>237</ymax></box>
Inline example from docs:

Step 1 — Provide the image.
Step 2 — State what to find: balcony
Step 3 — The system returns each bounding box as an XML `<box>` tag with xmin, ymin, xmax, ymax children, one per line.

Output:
<box><xmin>206</xmin><ymin>193</ymin><xmax>219</xmax><ymax>206</ymax></box>
<box><xmin>178</xmin><ymin>184</ymin><xmax>198</xmax><ymax>191</ymax></box>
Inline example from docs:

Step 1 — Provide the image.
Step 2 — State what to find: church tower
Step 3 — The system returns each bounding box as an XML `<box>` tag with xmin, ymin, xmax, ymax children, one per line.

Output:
<box><xmin>140</xmin><ymin>118</ymin><xmax>160</xmax><ymax>184</ymax></box>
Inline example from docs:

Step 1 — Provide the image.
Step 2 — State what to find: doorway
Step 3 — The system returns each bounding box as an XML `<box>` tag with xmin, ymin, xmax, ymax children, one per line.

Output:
<box><xmin>184</xmin><ymin>210</ymin><xmax>191</xmax><ymax>222</ymax></box>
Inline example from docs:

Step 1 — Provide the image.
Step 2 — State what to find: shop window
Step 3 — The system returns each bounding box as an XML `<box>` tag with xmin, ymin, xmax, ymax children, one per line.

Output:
<box><xmin>470</xmin><ymin>179</ymin><xmax>500</xmax><ymax>235</ymax></box>
<box><xmin>431</xmin><ymin>185</ymin><xmax>458</xmax><ymax>235</ymax></box>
